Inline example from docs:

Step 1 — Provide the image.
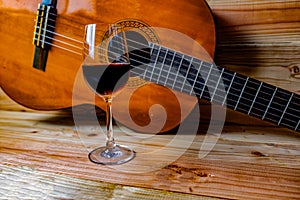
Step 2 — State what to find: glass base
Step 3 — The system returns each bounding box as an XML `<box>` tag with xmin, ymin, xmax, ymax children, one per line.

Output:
<box><xmin>88</xmin><ymin>145</ymin><xmax>135</xmax><ymax>165</ymax></box>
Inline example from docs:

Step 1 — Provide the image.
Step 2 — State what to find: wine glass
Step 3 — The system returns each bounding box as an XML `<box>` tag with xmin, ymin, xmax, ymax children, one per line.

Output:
<box><xmin>82</xmin><ymin>23</ymin><xmax>135</xmax><ymax>165</ymax></box>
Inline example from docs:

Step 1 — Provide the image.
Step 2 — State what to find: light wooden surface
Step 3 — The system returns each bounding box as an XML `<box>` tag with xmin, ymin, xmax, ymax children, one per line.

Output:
<box><xmin>1</xmin><ymin>93</ymin><xmax>300</xmax><ymax>200</ymax></box>
<box><xmin>1</xmin><ymin>0</ymin><xmax>300</xmax><ymax>199</ymax></box>
<box><xmin>1</xmin><ymin>88</ymin><xmax>300</xmax><ymax>199</ymax></box>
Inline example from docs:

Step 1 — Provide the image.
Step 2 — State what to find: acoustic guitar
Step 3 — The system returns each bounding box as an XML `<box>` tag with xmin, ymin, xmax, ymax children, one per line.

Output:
<box><xmin>0</xmin><ymin>0</ymin><xmax>299</xmax><ymax>133</ymax></box>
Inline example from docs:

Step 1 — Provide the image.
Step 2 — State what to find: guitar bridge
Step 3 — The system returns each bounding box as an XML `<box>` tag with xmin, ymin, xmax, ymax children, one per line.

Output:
<box><xmin>32</xmin><ymin>0</ymin><xmax>57</xmax><ymax>71</ymax></box>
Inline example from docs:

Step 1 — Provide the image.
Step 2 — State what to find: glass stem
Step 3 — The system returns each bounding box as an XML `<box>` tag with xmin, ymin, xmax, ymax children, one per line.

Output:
<box><xmin>105</xmin><ymin>97</ymin><xmax>116</xmax><ymax>149</ymax></box>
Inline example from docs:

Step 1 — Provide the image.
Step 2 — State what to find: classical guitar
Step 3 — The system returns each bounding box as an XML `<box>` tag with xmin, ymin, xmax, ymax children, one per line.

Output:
<box><xmin>0</xmin><ymin>0</ymin><xmax>299</xmax><ymax>133</ymax></box>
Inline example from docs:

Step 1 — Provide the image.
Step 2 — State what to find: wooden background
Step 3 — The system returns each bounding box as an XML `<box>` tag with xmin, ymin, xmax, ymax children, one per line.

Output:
<box><xmin>211</xmin><ymin>0</ymin><xmax>300</xmax><ymax>94</ymax></box>
<box><xmin>1</xmin><ymin>0</ymin><xmax>300</xmax><ymax>199</ymax></box>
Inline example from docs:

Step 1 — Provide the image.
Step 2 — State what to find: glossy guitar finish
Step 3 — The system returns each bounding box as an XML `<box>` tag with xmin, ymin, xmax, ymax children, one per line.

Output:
<box><xmin>0</xmin><ymin>0</ymin><xmax>216</xmax><ymax>132</ymax></box>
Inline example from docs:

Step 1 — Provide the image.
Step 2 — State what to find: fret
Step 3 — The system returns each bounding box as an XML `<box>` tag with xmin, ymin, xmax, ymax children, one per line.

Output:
<box><xmin>163</xmin><ymin>52</ymin><xmax>182</xmax><ymax>89</ymax></box>
<box><xmin>222</xmin><ymin>71</ymin><xmax>236</xmax><ymax>106</ymax></box>
<box><xmin>144</xmin><ymin>44</ymin><xmax>159</xmax><ymax>80</ymax></box>
<box><xmin>225</xmin><ymin>73</ymin><xmax>247</xmax><ymax>110</ymax></box>
<box><xmin>148</xmin><ymin>45</ymin><xmax>161</xmax><ymax>82</ymax></box>
<box><xmin>180</xmin><ymin>57</ymin><xmax>193</xmax><ymax>93</ymax></box>
<box><xmin>210</xmin><ymin>67</ymin><xmax>224</xmax><ymax>104</ymax></box>
<box><xmin>262</xmin><ymin>87</ymin><xmax>277</xmax><ymax>120</ymax></box>
<box><xmin>189</xmin><ymin>59</ymin><xmax>209</xmax><ymax>98</ymax></box>
<box><xmin>204</xmin><ymin>66</ymin><xmax>228</xmax><ymax>105</ymax></box>
<box><xmin>263</xmin><ymin>88</ymin><xmax>292</xmax><ymax>124</ymax></box>
<box><xmin>279</xmin><ymin>93</ymin><xmax>300</xmax><ymax>130</ymax></box>
<box><xmin>171</xmin><ymin>54</ymin><xmax>184</xmax><ymax>90</ymax></box>
<box><xmin>163</xmin><ymin>50</ymin><xmax>176</xmax><ymax>87</ymax></box>
<box><xmin>277</xmin><ymin>92</ymin><xmax>294</xmax><ymax>125</ymax></box>
<box><xmin>159</xmin><ymin>49</ymin><xmax>175</xmax><ymax>85</ymax></box>
<box><xmin>212</xmin><ymin>67</ymin><xmax>232</xmax><ymax>106</ymax></box>
<box><xmin>156</xmin><ymin>49</ymin><xmax>168</xmax><ymax>83</ymax></box>
<box><xmin>249</xmin><ymin>83</ymin><xmax>276</xmax><ymax>119</ymax></box>
<box><xmin>189</xmin><ymin>60</ymin><xmax>203</xmax><ymax>96</ymax></box>
<box><xmin>234</xmin><ymin>77</ymin><xmax>249</xmax><ymax>111</ymax></box>
<box><xmin>174</xmin><ymin>54</ymin><xmax>193</xmax><ymax>92</ymax></box>
<box><xmin>235</xmin><ymin>77</ymin><xmax>261</xmax><ymax>113</ymax></box>
<box><xmin>142</xmin><ymin>43</ymin><xmax>299</xmax><ymax>132</ymax></box>
<box><xmin>248</xmin><ymin>81</ymin><xmax>263</xmax><ymax>115</ymax></box>
<box><xmin>199</xmin><ymin>62</ymin><xmax>213</xmax><ymax>100</ymax></box>
<box><xmin>178</xmin><ymin>55</ymin><xmax>192</xmax><ymax>77</ymax></box>
<box><xmin>153</xmin><ymin>47</ymin><xmax>168</xmax><ymax>84</ymax></box>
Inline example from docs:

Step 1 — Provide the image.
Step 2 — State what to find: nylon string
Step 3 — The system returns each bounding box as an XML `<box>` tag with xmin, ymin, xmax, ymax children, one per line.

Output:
<box><xmin>33</xmin><ymin>22</ymin><xmax>300</xmax><ymax>128</ymax></box>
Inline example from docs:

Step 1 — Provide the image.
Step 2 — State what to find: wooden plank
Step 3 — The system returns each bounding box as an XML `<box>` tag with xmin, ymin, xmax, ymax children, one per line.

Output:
<box><xmin>0</xmin><ymin>164</ymin><xmax>219</xmax><ymax>200</ymax></box>
<box><xmin>208</xmin><ymin>0</ymin><xmax>300</xmax><ymax>93</ymax></box>
<box><xmin>0</xmin><ymin>89</ymin><xmax>299</xmax><ymax>199</ymax></box>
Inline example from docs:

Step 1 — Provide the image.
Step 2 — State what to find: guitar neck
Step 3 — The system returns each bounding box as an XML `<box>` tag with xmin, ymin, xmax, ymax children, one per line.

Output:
<box><xmin>132</xmin><ymin>42</ymin><xmax>300</xmax><ymax>132</ymax></box>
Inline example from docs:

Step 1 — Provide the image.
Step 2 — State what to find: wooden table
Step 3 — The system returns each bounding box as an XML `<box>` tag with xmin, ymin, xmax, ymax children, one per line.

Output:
<box><xmin>1</xmin><ymin>0</ymin><xmax>300</xmax><ymax>199</ymax></box>
<box><xmin>1</xmin><ymin>91</ymin><xmax>299</xmax><ymax>200</ymax></box>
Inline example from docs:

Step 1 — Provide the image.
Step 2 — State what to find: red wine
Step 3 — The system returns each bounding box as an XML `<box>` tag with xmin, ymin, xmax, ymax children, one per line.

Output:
<box><xmin>82</xmin><ymin>63</ymin><xmax>130</xmax><ymax>96</ymax></box>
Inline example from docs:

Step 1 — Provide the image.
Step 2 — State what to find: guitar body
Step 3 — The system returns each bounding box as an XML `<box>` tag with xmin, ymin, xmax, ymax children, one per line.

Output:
<box><xmin>0</xmin><ymin>0</ymin><xmax>216</xmax><ymax>132</ymax></box>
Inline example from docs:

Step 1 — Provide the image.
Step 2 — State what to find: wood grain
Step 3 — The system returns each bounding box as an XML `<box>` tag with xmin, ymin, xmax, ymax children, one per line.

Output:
<box><xmin>1</xmin><ymin>0</ymin><xmax>300</xmax><ymax>199</ymax></box>
<box><xmin>1</xmin><ymin>88</ymin><xmax>300</xmax><ymax>199</ymax></box>
<box><xmin>0</xmin><ymin>164</ymin><xmax>220</xmax><ymax>200</ymax></box>
<box><xmin>208</xmin><ymin>0</ymin><xmax>300</xmax><ymax>93</ymax></box>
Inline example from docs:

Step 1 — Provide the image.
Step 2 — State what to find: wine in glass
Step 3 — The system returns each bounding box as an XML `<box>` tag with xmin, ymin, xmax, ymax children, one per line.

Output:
<box><xmin>82</xmin><ymin>23</ymin><xmax>135</xmax><ymax>165</ymax></box>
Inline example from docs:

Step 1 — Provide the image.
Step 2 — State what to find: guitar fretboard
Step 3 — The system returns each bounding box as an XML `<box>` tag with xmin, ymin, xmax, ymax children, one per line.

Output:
<box><xmin>130</xmin><ymin>43</ymin><xmax>300</xmax><ymax>132</ymax></box>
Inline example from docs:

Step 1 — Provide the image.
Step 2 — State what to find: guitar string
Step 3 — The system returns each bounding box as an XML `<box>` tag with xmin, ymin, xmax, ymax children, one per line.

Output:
<box><xmin>34</xmin><ymin>31</ymin><xmax>82</xmax><ymax>51</ymax></box>
<box><xmin>34</xmin><ymin>24</ymin><xmax>298</xmax><ymax>111</ymax></box>
<box><xmin>87</xmin><ymin>45</ymin><xmax>300</xmax><ymax>126</ymax></box>
<box><xmin>102</xmin><ymin>43</ymin><xmax>300</xmax><ymax>111</ymax></box>
<box><xmin>33</xmin><ymin>26</ymin><xmax>300</xmax><ymax>126</ymax></box>
<box><xmin>33</xmin><ymin>22</ymin><xmax>151</xmax><ymax>55</ymax></box>
<box><xmin>121</xmin><ymin>50</ymin><xmax>300</xmax><ymax>128</ymax></box>
<box><xmin>44</xmin><ymin>21</ymin><xmax>298</xmax><ymax>119</ymax></box>
<box><xmin>34</xmin><ymin>13</ymin><xmax>300</xmax><ymax>109</ymax></box>
<box><xmin>40</xmin><ymin>27</ymin><xmax>84</xmax><ymax>44</ymax></box>
<box><xmin>35</xmin><ymin>13</ymin><xmax>117</xmax><ymax>43</ymax></box>
<box><xmin>33</xmin><ymin>37</ymin><xmax>82</xmax><ymax>56</ymax></box>
<box><xmin>129</xmin><ymin>69</ymin><xmax>300</xmax><ymax>128</ymax></box>
<box><xmin>34</xmin><ymin>13</ymin><xmax>300</xmax><ymax>129</ymax></box>
<box><xmin>34</xmin><ymin>24</ymin><xmax>278</xmax><ymax>105</ymax></box>
<box><xmin>128</xmin><ymin>56</ymin><xmax>300</xmax><ymax>125</ymax></box>
<box><xmin>39</xmin><ymin>44</ymin><xmax>300</xmax><ymax>128</ymax></box>
<box><xmin>34</xmin><ymin>25</ymin><xmax>300</xmax><ymax>112</ymax></box>
<box><xmin>130</xmin><ymin>55</ymin><xmax>300</xmax><ymax>120</ymax></box>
